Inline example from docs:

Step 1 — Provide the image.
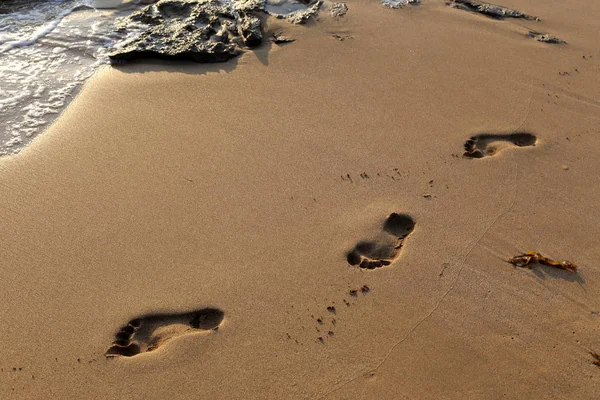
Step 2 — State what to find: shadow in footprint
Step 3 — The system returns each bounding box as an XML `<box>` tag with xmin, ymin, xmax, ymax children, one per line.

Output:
<box><xmin>347</xmin><ymin>213</ymin><xmax>415</xmax><ymax>270</ymax></box>
<box><xmin>105</xmin><ymin>308</ymin><xmax>224</xmax><ymax>357</ymax></box>
<box><xmin>463</xmin><ymin>132</ymin><xmax>537</xmax><ymax>158</ymax></box>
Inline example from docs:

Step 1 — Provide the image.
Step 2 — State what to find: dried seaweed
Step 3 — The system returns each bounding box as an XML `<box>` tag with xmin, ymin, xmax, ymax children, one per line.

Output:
<box><xmin>508</xmin><ymin>251</ymin><xmax>577</xmax><ymax>272</ymax></box>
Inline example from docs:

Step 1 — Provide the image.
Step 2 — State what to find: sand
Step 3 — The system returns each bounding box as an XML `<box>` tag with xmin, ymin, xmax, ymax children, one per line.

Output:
<box><xmin>1</xmin><ymin>0</ymin><xmax>600</xmax><ymax>398</ymax></box>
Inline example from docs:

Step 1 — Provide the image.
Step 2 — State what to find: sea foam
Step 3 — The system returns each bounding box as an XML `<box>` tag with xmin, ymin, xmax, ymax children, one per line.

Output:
<box><xmin>0</xmin><ymin>0</ymin><xmax>133</xmax><ymax>156</ymax></box>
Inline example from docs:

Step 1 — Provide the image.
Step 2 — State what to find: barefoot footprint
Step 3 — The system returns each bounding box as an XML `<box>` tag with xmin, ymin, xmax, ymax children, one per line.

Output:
<box><xmin>463</xmin><ymin>132</ymin><xmax>537</xmax><ymax>158</ymax></box>
<box><xmin>347</xmin><ymin>213</ymin><xmax>415</xmax><ymax>270</ymax></box>
<box><xmin>105</xmin><ymin>308</ymin><xmax>224</xmax><ymax>357</ymax></box>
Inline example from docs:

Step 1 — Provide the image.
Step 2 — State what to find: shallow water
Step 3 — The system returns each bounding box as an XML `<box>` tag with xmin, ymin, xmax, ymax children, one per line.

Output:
<box><xmin>265</xmin><ymin>0</ymin><xmax>314</xmax><ymax>15</ymax></box>
<box><xmin>0</xmin><ymin>0</ymin><xmax>131</xmax><ymax>156</ymax></box>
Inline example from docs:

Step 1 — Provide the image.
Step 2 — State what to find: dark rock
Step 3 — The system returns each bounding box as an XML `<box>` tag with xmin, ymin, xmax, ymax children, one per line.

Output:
<box><xmin>234</xmin><ymin>0</ymin><xmax>265</xmax><ymax>46</ymax></box>
<box><xmin>109</xmin><ymin>0</ymin><xmax>335</xmax><ymax>63</ymax></box>
<box><xmin>110</xmin><ymin>0</ymin><xmax>261</xmax><ymax>63</ymax></box>
<box><xmin>271</xmin><ymin>31</ymin><xmax>295</xmax><ymax>44</ymax></box>
<box><xmin>238</xmin><ymin>15</ymin><xmax>262</xmax><ymax>47</ymax></box>
<box><xmin>72</xmin><ymin>5</ymin><xmax>95</xmax><ymax>12</ymax></box>
<box><xmin>526</xmin><ymin>31</ymin><xmax>566</xmax><ymax>44</ymax></box>
<box><xmin>110</xmin><ymin>21</ymin><xmax>241</xmax><ymax>63</ymax></box>
<box><xmin>447</xmin><ymin>0</ymin><xmax>539</xmax><ymax>20</ymax></box>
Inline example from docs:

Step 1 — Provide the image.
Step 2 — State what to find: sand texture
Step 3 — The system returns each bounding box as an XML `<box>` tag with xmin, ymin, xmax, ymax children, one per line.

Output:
<box><xmin>1</xmin><ymin>0</ymin><xmax>600</xmax><ymax>398</ymax></box>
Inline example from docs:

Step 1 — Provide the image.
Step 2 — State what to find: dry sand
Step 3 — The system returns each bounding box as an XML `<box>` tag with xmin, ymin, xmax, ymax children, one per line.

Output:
<box><xmin>1</xmin><ymin>0</ymin><xmax>600</xmax><ymax>398</ymax></box>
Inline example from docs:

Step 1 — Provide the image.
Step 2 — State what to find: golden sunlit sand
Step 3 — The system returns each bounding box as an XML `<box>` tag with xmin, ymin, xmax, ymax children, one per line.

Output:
<box><xmin>1</xmin><ymin>0</ymin><xmax>599</xmax><ymax>398</ymax></box>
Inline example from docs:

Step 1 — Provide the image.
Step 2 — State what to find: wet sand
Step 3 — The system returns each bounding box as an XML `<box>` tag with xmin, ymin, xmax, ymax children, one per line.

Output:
<box><xmin>1</xmin><ymin>0</ymin><xmax>600</xmax><ymax>398</ymax></box>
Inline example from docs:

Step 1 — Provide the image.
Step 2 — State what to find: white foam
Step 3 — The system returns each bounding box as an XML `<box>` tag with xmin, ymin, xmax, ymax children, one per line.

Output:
<box><xmin>0</xmin><ymin>8</ymin><xmax>75</xmax><ymax>53</ymax></box>
<box><xmin>0</xmin><ymin>0</ymin><xmax>135</xmax><ymax>156</ymax></box>
<box><xmin>91</xmin><ymin>0</ymin><xmax>124</xmax><ymax>8</ymax></box>
<box><xmin>265</xmin><ymin>0</ymin><xmax>314</xmax><ymax>15</ymax></box>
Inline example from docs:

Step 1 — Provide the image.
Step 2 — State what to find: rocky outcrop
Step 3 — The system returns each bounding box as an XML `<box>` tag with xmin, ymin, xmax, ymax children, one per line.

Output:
<box><xmin>109</xmin><ymin>0</ymin><xmax>329</xmax><ymax>63</ymax></box>
<box><xmin>446</xmin><ymin>0</ymin><xmax>539</xmax><ymax>20</ymax></box>
<box><xmin>110</xmin><ymin>23</ymin><xmax>242</xmax><ymax>63</ymax></box>
<box><xmin>109</xmin><ymin>0</ymin><xmax>253</xmax><ymax>63</ymax></box>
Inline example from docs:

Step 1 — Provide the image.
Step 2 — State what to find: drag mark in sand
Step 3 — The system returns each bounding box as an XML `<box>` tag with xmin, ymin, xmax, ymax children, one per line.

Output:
<box><xmin>105</xmin><ymin>308</ymin><xmax>224</xmax><ymax>357</ymax></box>
<box><xmin>347</xmin><ymin>213</ymin><xmax>415</xmax><ymax>269</ymax></box>
<box><xmin>331</xmin><ymin>32</ymin><xmax>353</xmax><ymax>41</ymax></box>
<box><xmin>318</xmin><ymin>165</ymin><xmax>520</xmax><ymax>400</ymax></box>
<box><xmin>463</xmin><ymin>132</ymin><xmax>537</xmax><ymax>158</ymax></box>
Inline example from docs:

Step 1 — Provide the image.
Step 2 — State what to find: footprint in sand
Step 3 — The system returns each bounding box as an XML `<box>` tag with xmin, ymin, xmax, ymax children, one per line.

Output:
<box><xmin>347</xmin><ymin>213</ymin><xmax>415</xmax><ymax>270</ymax></box>
<box><xmin>463</xmin><ymin>132</ymin><xmax>537</xmax><ymax>158</ymax></box>
<box><xmin>105</xmin><ymin>308</ymin><xmax>224</xmax><ymax>357</ymax></box>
